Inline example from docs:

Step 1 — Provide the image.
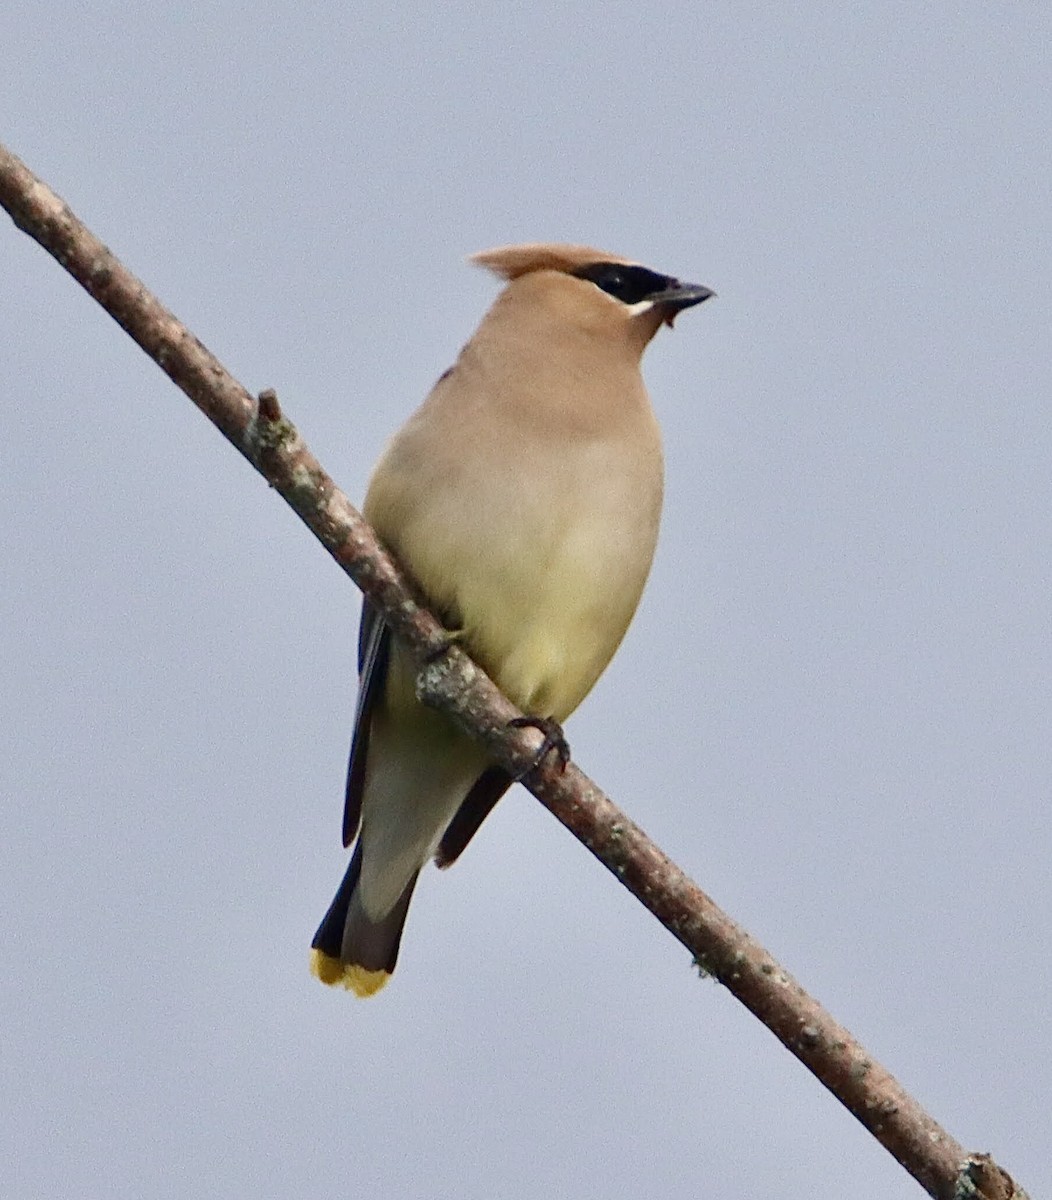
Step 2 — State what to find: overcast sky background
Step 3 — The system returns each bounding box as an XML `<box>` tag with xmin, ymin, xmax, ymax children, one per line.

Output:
<box><xmin>1</xmin><ymin>5</ymin><xmax>1049</xmax><ymax>1198</ymax></box>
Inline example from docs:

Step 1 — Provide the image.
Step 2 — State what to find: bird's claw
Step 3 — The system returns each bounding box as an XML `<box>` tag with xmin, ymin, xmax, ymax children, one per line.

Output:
<box><xmin>508</xmin><ymin>716</ymin><xmax>571</xmax><ymax>780</ymax></box>
<box><xmin>422</xmin><ymin>628</ymin><xmax>464</xmax><ymax>664</ymax></box>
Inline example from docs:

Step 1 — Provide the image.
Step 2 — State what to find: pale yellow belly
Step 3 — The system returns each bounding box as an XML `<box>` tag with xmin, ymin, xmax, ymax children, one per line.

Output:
<box><xmin>368</xmin><ymin>429</ymin><xmax>662</xmax><ymax>722</ymax></box>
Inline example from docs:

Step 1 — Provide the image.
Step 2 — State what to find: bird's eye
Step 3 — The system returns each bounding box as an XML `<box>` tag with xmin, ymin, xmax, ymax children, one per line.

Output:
<box><xmin>573</xmin><ymin>262</ymin><xmax>672</xmax><ymax>306</ymax></box>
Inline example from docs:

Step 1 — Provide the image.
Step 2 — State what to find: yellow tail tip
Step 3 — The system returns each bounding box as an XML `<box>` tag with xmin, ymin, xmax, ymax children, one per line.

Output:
<box><xmin>310</xmin><ymin>948</ymin><xmax>391</xmax><ymax>998</ymax></box>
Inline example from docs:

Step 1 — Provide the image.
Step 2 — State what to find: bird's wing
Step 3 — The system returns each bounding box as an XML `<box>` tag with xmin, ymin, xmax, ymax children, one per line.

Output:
<box><xmin>342</xmin><ymin>599</ymin><xmax>391</xmax><ymax>847</ymax></box>
<box><xmin>435</xmin><ymin>765</ymin><xmax>513</xmax><ymax>867</ymax></box>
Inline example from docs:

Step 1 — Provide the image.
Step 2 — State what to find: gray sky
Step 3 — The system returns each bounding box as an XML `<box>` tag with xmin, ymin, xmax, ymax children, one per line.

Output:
<box><xmin>2</xmin><ymin>4</ymin><xmax>1049</xmax><ymax>1197</ymax></box>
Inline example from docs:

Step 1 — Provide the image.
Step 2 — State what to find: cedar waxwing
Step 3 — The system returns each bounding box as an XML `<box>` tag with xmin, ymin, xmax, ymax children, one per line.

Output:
<box><xmin>311</xmin><ymin>243</ymin><xmax>713</xmax><ymax>996</ymax></box>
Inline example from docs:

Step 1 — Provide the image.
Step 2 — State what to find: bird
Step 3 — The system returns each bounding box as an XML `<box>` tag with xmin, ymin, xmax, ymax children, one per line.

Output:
<box><xmin>310</xmin><ymin>243</ymin><xmax>714</xmax><ymax>996</ymax></box>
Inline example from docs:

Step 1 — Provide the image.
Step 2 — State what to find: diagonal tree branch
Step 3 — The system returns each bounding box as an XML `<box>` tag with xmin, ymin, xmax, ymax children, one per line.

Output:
<box><xmin>0</xmin><ymin>141</ymin><xmax>1028</xmax><ymax>1200</ymax></box>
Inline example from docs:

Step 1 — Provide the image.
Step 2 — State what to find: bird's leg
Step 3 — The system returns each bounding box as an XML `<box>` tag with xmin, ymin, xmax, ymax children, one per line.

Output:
<box><xmin>421</xmin><ymin>627</ymin><xmax>465</xmax><ymax>664</ymax></box>
<box><xmin>508</xmin><ymin>716</ymin><xmax>571</xmax><ymax>779</ymax></box>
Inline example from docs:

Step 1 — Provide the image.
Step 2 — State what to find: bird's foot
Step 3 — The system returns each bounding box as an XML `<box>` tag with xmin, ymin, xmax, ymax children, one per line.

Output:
<box><xmin>422</xmin><ymin>627</ymin><xmax>465</xmax><ymax>664</ymax></box>
<box><xmin>508</xmin><ymin>716</ymin><xmax>571</xmax><ymax>780</ymax></box>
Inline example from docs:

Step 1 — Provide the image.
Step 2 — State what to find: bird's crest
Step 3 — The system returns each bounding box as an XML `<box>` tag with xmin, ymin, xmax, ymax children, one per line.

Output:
<box><xmin>470</xmin><ymin>242</ymin><xmax>634</xmax><ymax>281</ymax></box>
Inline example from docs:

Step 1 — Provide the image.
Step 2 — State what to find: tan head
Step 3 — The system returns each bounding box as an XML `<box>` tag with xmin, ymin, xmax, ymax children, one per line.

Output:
<box><xmin>471</xmin><ymin>242</ymin><xmax>714</xmax><ymax>352</ymax></box>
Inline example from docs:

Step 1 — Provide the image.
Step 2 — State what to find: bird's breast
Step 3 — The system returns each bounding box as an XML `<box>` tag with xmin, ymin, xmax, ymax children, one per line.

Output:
<box><xmin>372</xmin><ymin>428</ymin><xmax>662</xmax><ymax>721</ymax></box>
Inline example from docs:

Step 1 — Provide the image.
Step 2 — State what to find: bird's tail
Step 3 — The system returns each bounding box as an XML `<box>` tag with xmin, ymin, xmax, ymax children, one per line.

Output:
<box><xmin>310</xmin><ymin>842</ymin><xmax>420</xmax><ymax>998</ymax></box>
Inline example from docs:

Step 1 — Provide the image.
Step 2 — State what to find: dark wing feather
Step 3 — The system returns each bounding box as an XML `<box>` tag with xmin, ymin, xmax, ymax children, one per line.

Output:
<box><xmin>342</xmin><ymin>599</ymin><xmax>391</xmax><ymax>848</ymax></box>
<box><xmin>311</xmin><ymin>838</ymin><xmax>364</xmax><ymax>958</ymax></box>
<box><xmin>435</xmin><ymin>766</ymin><xmax>513</xmax><ymax>867</ymax></box>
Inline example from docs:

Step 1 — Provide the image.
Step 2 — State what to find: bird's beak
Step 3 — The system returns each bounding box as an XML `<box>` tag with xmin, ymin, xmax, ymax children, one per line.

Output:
<box><xmin>646</xmin><ymin>281</ymin><xmax>716</xmax><ymax>327</ymax></box>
